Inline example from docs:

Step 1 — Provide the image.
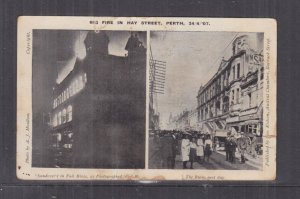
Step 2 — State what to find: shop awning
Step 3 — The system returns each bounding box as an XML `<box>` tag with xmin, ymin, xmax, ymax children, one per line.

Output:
<box><xmin>203</xmin><ymin>122</ymin><xmax>214</xmax><ymax>134</ymax></box>
<box><xmin>214</xmin><ymin>130</ymin><xmax>230</xmax><ymax>137</ymax></box>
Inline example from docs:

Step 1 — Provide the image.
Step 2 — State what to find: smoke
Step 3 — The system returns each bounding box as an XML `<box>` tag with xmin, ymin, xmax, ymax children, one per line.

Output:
<box><xmin>56</xmin><ymin>31</ymin><xmax>147</xmax><ymax>84</ymax></box>
<box><xmin>74</xmin><ymin>31</ymin><xmax>88</xmax><ymax>60</ymax></box>
<box><xmin>56</xmin><ymin>31</ymin><xmax>88</xmax><ymax>84</ymax></box>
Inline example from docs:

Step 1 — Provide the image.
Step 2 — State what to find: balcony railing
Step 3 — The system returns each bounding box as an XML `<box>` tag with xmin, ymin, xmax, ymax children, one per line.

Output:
<box><xmin>241</xmin><ymin>71</ymin><xmax>258</xmax><ymax>88</ymax></box>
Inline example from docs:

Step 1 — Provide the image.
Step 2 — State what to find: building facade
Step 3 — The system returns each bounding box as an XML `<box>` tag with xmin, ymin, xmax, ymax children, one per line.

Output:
<box><xmin>167</xmin><ymin>109</ymin><xmax>198</xmax><ymax>131</ymax></box>
<box><xmin>49</xmin><ymin>31</ymin><xmax>146</xmax><ymax>168</ymax></box>
<box><xmin>197</xmin><ymin>34</ymin><xmax>264</xmax><ymax>138</ymax></box>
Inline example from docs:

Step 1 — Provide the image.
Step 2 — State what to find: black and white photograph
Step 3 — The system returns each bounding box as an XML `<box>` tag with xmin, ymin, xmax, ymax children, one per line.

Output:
<box><xmin>149</xmin><ymin>31</ymin><xmax>265</xmax><ymax>170</ymax></box>
<box><xmin>31</xmin><ymin>30</ymin><xmax>147</xmax><ymax>169</ymax></box>
<box><xmin>17</xmin><ymin>17</ymin><xmax>276</xmax><ymax>180</ymax></box>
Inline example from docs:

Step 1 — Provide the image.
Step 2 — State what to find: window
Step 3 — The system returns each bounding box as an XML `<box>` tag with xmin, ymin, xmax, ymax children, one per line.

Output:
<box><xmin>66</xmin><ymin>88</ymin><xmax>69</xmax><ymax>99</ymax></box>
<box><xmin>72</xmin><ymin>82</ymin><xmax>76</xmax><ymax>95</ymax></box>
<box><xmin>58</xmin><ymin>111</ymin><xmax>62</xmax><ymax>125</ymax></box>
<box><xmin>237</xmin><ymin>63</ymin><xmax>240</xmax><ymax>78</ymax></box>
<box><xmin>223</xmin><ymin>96</ymin><xmax>229</xmax><ymax>113</ymax></box>
<box><xmin>241</xmin><ymin>125</ymin><xmax>245</xmax><ymax>133</ymax></box>
<box><xmin>232</xmin><ymin>65</ymin><xmax>235</xmax><ymax>80</ymax></box>
<box><xmin>67</xmin><ymin>105</ymin><xmax>72</xmax><ymax>122</ymax></box>
<box><xmin>216</xmin><ymin>101</ymin><xmax>221</xmax><ymax>114</ymax></box>
<box><xmin>56</xmin><ymin>133</ymin><xmax>62</xmax><ymax>142</ymax></box>
<box><xmin>236</xmin><ymin>88</ymin><xmax>240</xmax><ymax>103</ymax></box>
<box><xmin>226</xmin><ymin>69</ymin><xmax>230</xmax><ymax>85</ymax></box>
<box><xmin>249</xmin><ymin>125</ymin><xmax>253</xmax><ymax>133</ymax></box>
<box><xmin>69</xmin><ymin>85</ymin><xmax>73</xmax><ymax>97</ymax></box>
<box><xmin>84</xmin><ymin>73</ymin><xmax>87</xmax><ymax>83</ymax></box>
<box><xmin>232</xmin><ymin>90</ymin><xmax>235</xmax><ymax>101</ymax></box>
<box><xmin>248</xmin><ymin>93</ymin><xmax>252</xmax><ymax>107</ymax></box>
<box><xmin>253</xmin><ymin>125</ymin><xmax>257</xmax><ymax>134</ymax></box>
<box><xmin>64</xmin><ymin>90</ymin><xmax>67</xmax><ymax>101</ymax></box>
<box><xmin>62</xmin><ymin>108</ymin><xmax>67</xmax><ymax>123</ymax></box>
<box><xmin>53</xmin><ymin>114</ymin><xmax>57</xmax><ymax>127</ymax></box>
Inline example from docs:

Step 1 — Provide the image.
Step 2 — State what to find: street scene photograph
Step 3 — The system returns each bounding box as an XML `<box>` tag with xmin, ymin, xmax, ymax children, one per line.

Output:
<box><xmin>149</xmin><ymin>31</ymin><xmax>264</xmax><ymax>170</ymax></box>
<box><xmin>31</xmin><ymin>30</ymin><xmax>147</xmax><ymax>169</ymax></box>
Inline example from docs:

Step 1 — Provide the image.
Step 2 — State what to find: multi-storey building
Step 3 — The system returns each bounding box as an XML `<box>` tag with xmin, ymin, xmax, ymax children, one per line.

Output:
<box><xmin>175</xmin><ymin>110</ymin><xmax>190</xmax><ymax>131</ymax></box>
<box><xmin>197</xmin><ymin>34</ymin><xmax>264</xmax><ymax>138</ymax></box>
<box><xmin>168</xmin><ymin>108</ymin><xmax>198</xmax><ymax>131</ymax></box>
<box><xmin>49</xmin><ymin>31</ymin><xmax>146</xmax><ymax>168</ymax></box>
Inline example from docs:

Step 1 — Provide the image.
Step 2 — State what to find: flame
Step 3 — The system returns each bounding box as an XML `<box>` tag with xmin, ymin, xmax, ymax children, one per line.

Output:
<box><xmin>56</xmin><ymin>31</ymin><xmax>88</xmax><ymax>84</ymax></box>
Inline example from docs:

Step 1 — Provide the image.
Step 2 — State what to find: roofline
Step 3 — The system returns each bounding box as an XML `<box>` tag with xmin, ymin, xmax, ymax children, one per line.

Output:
<box><xmin>196</xmin><ymin>50</ymin><xmax>246</xmax><ymax>98</ymax></box>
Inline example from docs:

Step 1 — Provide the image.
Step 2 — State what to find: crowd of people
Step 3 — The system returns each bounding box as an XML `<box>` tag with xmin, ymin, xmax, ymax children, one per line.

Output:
<box><xmin>225</xmin><ymin>131</ymin><xmax>259</xmax><ymax>164</ymax></box>
<box><xmin>151</xmin><ymin>130</ymin><xmax>260</xmax><ymax>169</ymax></box>
<box><xmin>151</xmin><ymin>130</ymin><xmax>216</xmax><ymax>169</ymax></box>
<box><xmin>181</xmin><ymin>133</ymin><xmax>213</xmax><ymax>169</ymax></box>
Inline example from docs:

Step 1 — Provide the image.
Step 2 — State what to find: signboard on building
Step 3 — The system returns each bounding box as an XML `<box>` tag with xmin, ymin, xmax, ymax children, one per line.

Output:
<box><xmin>249</xmin><ymin>53</ymin><xmax>263</xmax><ymax>66</ymax></box>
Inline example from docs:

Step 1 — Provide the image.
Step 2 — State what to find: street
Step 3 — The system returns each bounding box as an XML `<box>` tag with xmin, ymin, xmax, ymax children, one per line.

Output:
<box><xmin>149</xmin><ymin>136</ymin><xmax>262</xmax><ymax>170</ymax></box>
<box><xmin>173</xmin><ymin>152</ymin><xmax>262</xmax><ymax>170</ymax></box>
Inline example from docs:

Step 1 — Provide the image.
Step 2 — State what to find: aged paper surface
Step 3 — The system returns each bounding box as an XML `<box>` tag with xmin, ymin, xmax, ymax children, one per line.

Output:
<box><xmin>17</xmin><ymin>16</ymin><xmax>276</xmax><ymax>180</ymax></box>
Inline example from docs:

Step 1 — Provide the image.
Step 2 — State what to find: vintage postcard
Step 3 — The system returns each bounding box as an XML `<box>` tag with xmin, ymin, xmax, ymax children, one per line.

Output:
<box><xmin>17</xmin><ymin>16</ymin><xmax>276</xmax><ymax>180</ymax></box>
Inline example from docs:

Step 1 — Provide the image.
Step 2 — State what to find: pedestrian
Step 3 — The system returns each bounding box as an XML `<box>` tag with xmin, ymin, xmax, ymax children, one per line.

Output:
<box><xmin>228</xmin><ymin>135</ymin><xmax>237</xmax><ymax>163</ymax></box>
<box><xmin>160</xmin><ymin>132</ymin><xmax>177</xmax><ymax>169</ymax></box>
<box><xmin>237</xmin><ymin>132</ymin><xmax>248</xmax><ymax>164</ymax></box>
<box><xmin>204</xmin><ymin>135</ymin><xmax>213</xmax><ymax>162</ymax></box>
<box><xmin>181</xmin><ymin>134</ymin><xmax>190</xmax><ymax>169</ymax></box>
<box><xmin>212</xmin><ymin>137</ymin><xmax>216</xmax><ymax>152</ymax></box>
<box><xmin>189</xmin><ymin>137</ymin><xmax>197</xmax><ymax>169</ymax></box>
<box><xmin>225</xmin><ymin>132</ymin><xmax>231</xmax><ymax>161</ymax></box>
<box><xmin>196</xmin><ymin>134</ymin><xmax>204</xmax><ymax>163</ymax></box>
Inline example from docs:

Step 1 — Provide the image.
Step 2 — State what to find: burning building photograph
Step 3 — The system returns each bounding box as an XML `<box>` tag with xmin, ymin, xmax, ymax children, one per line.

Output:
<box><xmin>149</xmin><ymin>31</ymin><xmax>264</xmax><ymax>170</ymax></box>
<box><xmin>32</xmin><ymin>30</ymin><xmax>146</xmax><ymax>168</ymax></box>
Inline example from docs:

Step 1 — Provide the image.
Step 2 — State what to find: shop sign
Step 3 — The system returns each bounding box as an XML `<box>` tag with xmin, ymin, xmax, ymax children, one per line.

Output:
<box><xmin>249</xmin><ymin>53</ymin><xmax>263</xmax><ymax>65</ymax></box>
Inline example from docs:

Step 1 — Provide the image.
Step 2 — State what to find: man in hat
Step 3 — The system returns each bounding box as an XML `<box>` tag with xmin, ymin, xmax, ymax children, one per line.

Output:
<box><xmin>225</xmin><ymin>131</ymin><xmax>231</xmax><ymax>161</ymax></box>
<box><xmin>228</xmin><ymin>134</ymin><xmax>237</xmax><ymax>163</ymax></box>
